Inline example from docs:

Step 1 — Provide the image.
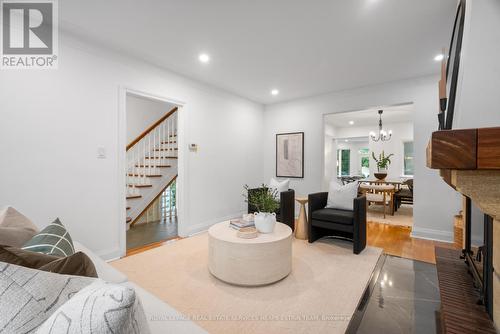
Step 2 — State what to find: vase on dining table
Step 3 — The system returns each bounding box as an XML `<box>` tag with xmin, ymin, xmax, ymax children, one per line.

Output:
<box><xmin>374</xmin><ymin>167</ymin><xmax>387</xmax><ymax>180</ymax></box>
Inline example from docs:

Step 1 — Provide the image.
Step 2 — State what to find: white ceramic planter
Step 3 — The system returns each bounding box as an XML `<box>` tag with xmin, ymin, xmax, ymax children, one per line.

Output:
<box><xmin>254</xmin><ymin>212</ymin><xmax>276</xmax><ymax>233</ymax></box>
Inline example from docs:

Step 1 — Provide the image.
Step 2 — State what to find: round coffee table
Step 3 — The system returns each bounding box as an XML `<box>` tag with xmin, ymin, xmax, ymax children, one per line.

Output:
<box><xmin>208</xmin><ymin>221</ymin><xmax>292</xmax><ymax>286</ymax></box>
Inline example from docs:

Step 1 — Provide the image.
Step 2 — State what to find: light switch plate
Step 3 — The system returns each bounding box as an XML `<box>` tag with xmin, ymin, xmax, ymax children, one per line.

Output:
<box><xmin>97</xmin><ymin>146</ymin><xmax>106</xmax><ymax>159</ymax></box>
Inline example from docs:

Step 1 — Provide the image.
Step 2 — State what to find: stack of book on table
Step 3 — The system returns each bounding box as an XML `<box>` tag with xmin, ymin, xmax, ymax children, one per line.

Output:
<box><xmin>230</xmin><ymin>219</ymin><xmax>255</xmax><ymax>230</ymax></box>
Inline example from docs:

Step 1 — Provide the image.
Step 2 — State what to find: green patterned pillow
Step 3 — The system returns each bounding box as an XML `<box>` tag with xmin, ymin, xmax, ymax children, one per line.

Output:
<box><xmin>22</xmin><ymin>219</ymin><xmax>75</xmax><ymax>257</ymax></box>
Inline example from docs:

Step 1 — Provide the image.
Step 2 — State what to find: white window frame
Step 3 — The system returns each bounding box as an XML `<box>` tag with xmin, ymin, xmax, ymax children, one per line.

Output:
<box><xmin>402</xmin><ymin>140</ymin><xmax>414</xmax><ymax>177</ymax></box>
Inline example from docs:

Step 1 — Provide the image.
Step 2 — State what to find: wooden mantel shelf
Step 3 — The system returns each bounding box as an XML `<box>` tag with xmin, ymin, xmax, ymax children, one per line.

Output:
<box><xmin>427</xmin><ymin>127</ymin><xmax>500</xmax><ymax>170</ymax></box>
<box><xmin>427</xmin><ymin>127</ymin><xmax>500</xmax><ymax>219</ymax></box>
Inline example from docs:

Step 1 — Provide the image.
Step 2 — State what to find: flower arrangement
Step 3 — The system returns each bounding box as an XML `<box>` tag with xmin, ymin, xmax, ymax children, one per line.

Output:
<box><xmin>372</xmin><ymin>151</ymin><xmax>394</xmax><ymax>171</ymax></box>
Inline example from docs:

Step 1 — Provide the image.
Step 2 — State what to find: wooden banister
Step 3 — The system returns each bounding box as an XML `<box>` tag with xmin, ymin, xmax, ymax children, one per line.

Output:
<box><xmin>130</xmin><ymin>175</ymin><xmax>177</xmax><ymax>227</ymax></box>
<box><xmin>126</xmin><ymin>106</ymin><xmax>178</xmax><ymax>151</ymax></box>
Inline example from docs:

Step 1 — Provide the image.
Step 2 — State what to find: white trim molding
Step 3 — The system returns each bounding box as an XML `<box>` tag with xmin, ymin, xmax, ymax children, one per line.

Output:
<box><xmin>117</xmin><ymin>86</ymin><xmax>186</xmax><ymax>257</ymax></box>
<box><xmin>410</xmin><ymin>226</ymin><xmax>453</xmax><ymax>243</ymax></box>
<box><xmin>186</xmin><ymin>211</ymin><xmax>246</xmax><ymax>236</ymax></box>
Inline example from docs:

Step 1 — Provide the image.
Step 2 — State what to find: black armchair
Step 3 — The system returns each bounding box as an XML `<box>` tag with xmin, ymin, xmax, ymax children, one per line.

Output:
<box><xmin>308</xmin><ymin>192</ymin><xmax>366</xmax><ymax>254</ymax></box>
<box><xmin>247</xmin><ymin>188</ymin><xmax>295</xmax><ymax>231</ymax></box>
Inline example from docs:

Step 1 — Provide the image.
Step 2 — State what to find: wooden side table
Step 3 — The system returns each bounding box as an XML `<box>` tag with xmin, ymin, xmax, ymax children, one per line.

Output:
<box><xmin>294</xmin><ymin>197</ymin><xmax>308</xmax><ymax>240</ymax></box>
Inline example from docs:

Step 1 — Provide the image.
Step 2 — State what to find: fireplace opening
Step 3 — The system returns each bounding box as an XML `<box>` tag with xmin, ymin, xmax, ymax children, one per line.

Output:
<box><xmin>462</xmin><ymin>197</ymin><xmax>494</xmax><ymax>318</ymax></box>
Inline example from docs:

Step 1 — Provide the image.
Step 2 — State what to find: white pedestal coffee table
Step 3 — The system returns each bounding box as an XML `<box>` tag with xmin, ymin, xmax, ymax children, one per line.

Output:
<box><xmin>208</xmin><ymin>221</ymin><xmax>292</xmax><ymax>286</ymax></box>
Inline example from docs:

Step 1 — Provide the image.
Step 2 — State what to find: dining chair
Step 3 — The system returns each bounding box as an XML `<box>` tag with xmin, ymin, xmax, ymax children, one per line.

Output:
<box><xmin>359</xmin><ymin>183</ymin><xmax>395</xmax><ymax>218</ymax></box>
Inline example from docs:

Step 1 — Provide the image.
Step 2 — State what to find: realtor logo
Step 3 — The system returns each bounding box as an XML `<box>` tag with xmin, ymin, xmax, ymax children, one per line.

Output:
<box><xmin>1</xmin><ymin>0</ymin><xmax>58</xmax><ymax>69</ymax></box>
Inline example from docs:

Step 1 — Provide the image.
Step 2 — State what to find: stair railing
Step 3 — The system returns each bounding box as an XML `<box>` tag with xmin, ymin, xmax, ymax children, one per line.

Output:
<box><xmin>126</xmin><ymin>107</ymin><xmax>177</xmax><ymax>196</ymax></box>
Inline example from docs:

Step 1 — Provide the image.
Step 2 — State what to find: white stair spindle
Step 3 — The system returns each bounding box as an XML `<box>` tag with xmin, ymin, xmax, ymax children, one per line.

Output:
<box><xmin>154</xmin><ymin>127</ymin><xmax>157</xmax><ymax>173</ymax></box>
<box><xmin>141</xmin><ymin>139</ymin><xmax>145</xmax><ymax>185</ymax></box>
<box><xmin>148</xmin><ymin>133</ymin><xmax>152</xmax><ymax>176</ymax></box>
<box><xmin>174</xmin><ymin>113</ymin><xmax>178</xmax><ymax>157</ymax></box>
<box><xmin>154</xmin><ymin>127</ymin><xmax>158</xmax><ymax>175</ymax></box>
<box><xmin>168</xmin><ymin>118</ymin><xmax>172</xmax><ymax>156</ymax></box>
<box><xmin>164</xmin><ymin>119</ymin><xmax>167</xmax><ymax>165</ymax></box>
<box><xmin>165</xmin><ymin>117</ymin><xmax>170</xmax><ymax>161</ymax></box>
<box><xmin>132</xmin><ymin>148</ymin><xmax>136</xmax><ymax>195</ymax></box>
<box><xmin>141</xmin><ymin>139</ymin><xmax>144</xmax><ymax>185</ymax></box>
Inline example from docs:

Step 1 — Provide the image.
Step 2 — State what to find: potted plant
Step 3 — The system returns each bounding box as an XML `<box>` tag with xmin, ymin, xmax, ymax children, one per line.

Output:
<box><xmin>371</xmin><ymin>151</ymin><xmax>394</xmax><ymax>180</ymax></box>
<box><xmin>243</xmin><ymin>184</ymin><xmax>279</xmax><ymax>233</ymax></box>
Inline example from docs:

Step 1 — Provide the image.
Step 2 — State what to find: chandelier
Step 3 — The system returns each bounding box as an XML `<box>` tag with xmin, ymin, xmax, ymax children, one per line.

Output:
<box><xmin>369</xmin><ymin>110</ymin><xmax>392</xmax><ymax>142</ymax></box>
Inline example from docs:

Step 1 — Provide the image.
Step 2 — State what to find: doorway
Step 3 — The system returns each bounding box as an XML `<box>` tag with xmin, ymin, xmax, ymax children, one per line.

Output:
<box><xmin>119</xmin><ymin>88</ymin><xmax>185</xmax><ymax>256</ymax></box>
<box><xmin>322</xmin><ymin>103</ymin><xmax>428</xmax><ymax>260</ymax></box>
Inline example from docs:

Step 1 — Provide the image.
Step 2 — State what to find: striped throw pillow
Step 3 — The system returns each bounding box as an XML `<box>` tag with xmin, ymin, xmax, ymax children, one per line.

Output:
<box><xmin>22</xmin><ymin>218</ymin><xmax>75</xmax><ymax>257</ymax></box>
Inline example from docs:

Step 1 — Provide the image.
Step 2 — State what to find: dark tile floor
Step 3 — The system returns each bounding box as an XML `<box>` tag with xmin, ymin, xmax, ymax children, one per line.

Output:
<box><xmin>126</xmin><ymin>218</ymin><xmax>178</xmax><ymax>250</ymax></box>
<box><xmin>356</xmin><ymin>255</ymin><xmax>440</xmax><ymax>334</ymax></box>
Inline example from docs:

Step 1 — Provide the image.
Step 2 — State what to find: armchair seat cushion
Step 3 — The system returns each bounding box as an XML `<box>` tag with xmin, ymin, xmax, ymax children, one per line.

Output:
<box><xmin>395</xmin><ymin>189</ymin><xmax>412</xmax><ymax>198</ymax></box>
<box><xmin>311</xmin><ymin>208</ymin><xmax>354</xmax><ymax>225</ymax></box>
<box><xmin>366</xmin><ymin>193</ymin><xmax>384</xmax><ymax>202</ymax></box>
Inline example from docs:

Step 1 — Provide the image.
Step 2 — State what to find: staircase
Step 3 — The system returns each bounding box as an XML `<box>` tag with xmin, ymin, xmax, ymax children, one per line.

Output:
<box><xmin>126</xmin><ymin>107</ymin><xmax>178</xmax><ymax>229</ymax></box>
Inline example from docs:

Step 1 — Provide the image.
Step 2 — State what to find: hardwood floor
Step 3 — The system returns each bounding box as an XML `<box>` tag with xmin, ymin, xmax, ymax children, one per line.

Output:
<box><xmin>367</xmin><ymin>221</ymin><xmax>456</xmax><ymax>264</ymax></box>
<box><xmin>126</xmin><ymin>236</ymin><xmax>181</xmax><ymax>256</ymax></box>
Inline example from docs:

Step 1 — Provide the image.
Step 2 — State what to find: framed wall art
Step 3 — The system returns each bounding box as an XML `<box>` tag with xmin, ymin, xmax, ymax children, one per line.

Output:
<box><xmin>276</xmin><ymin>132</ymin><xmax>304</xmax><ymax>178</ymax></box>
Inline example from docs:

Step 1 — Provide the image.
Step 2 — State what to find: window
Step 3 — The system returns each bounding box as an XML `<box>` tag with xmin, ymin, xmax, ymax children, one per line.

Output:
<box><xmin>403</xmin><ymin>141</ymin><xmax>414</xmax><ymax>176</ymax></box>
<box><xmin>337</xmin><ymin>149</ymin><xmax>350</xmax><ymax>176</ymax></box>
<box><xmin>359</xmin><ymin>148</ymin><xmax>370</xmax><ymax>177</ymax></box>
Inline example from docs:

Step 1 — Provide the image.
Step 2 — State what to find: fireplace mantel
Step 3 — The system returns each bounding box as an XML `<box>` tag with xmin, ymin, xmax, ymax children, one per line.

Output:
<box><xmin>427</xmin><ymin>127</ymin><xmax>500</xmax><ymax>219</ymax></box>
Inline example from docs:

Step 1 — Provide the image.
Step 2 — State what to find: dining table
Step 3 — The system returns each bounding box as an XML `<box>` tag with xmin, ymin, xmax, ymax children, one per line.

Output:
<box><xmin>358</xmin><ymin>178</ymin><xmax>408</xmax><ymax>191</ymax></box>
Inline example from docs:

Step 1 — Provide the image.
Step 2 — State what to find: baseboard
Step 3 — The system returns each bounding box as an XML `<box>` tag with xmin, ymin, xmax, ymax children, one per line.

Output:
<box><xmin>185</xmin><ymin>211</ymin><xmax>246</xmax><ymax>236</ymax></box>
<box><xmin>411</xmin><ymin>227</ymin><xmax>453</xmax><ymax>243</ymax></box>
<box><xmin>97</xmin><ymin>247</ymin><xmax>122</xmax><ymax>262</ymax></box>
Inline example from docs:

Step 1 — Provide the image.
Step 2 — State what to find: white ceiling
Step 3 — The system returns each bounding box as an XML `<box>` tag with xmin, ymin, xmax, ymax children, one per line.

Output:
<box><xmin>60</xmin><ymin>0</ymin><xmax>457</xmax><ymax>104</ymax></box>
<box><xmin>325</xmin><ymin>103</ymin><xmax>414</xmax><ymax>128</ymax></box>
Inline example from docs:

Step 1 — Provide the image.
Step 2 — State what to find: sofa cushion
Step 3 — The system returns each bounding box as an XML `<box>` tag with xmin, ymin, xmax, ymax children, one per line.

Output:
<box><xmin>0</xmin><ymin>206</ymin><xmax>39</xmax><ymax>247</ymax></box>
<box><xmin>269</xmin><ymin>177</ymin><xmax>289</xmax><ymax>196</ymax></box>
<box><xmin>22</xmin><ymin>218</ymin><xmax>75</xmax><ymax>257</ymax></box>
<box><xmin>0</xmin><ymin>245</ymin><xmax>97</xmax><ymax>277</ymax></box>
<box><xmin>36</xmin><ymin>280</ymin><xmax>150</xmax><ymax>334</ymax></box>
<box><xmin>126</xmin><ymin>282</ymin><xmax>208</xmax><ymax>334</ymax></box>
<box><xmin>0</xmin><ymin>261</ymin><xmax>95</xmax><ymax>333</ymax></box>
<box><xmin>74</xmin><ymin>241</ymin><xmax>128</xmax><ymax>283</ymax></box>
<box><xmin>312</xmin><ymin>208</ymin><xmax>354</xmax><ymax>225</ymax></box>
<box><xmin>38</xmin><ymin>252</ymin><xmax>98</xmax><ymax>277</ymax></box>
<box><xmin>326</xmin><ymin>181</ymin><xmax>358</xmax><ymax>211</ymax></box>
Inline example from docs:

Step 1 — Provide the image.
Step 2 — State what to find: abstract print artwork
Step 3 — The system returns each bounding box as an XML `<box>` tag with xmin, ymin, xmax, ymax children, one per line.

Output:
<box><xmin>276</xmin><ymin>132</ymin><xmax>304</xmax><ymax>178</ymax></box>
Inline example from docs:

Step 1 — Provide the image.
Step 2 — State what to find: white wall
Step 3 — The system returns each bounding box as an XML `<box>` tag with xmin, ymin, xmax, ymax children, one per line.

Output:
<box><xmin>264</xmin><ymin>76</ymin><xmax>461</xmax><ymax>242</ymax></box>
<box><xmin>453</xmin><ymin>0</ymin><xmax>500</xmax><ymax>244</ymax></box>
<box><xmin>324</xmin><ymin>124</ymin><xmax>337</xmax><ymax>186</ymax></box>
<box><xmin>126</xmin><ymin>94</ymin><xmax>175</xmax><ymax>144</ymax></box>
<box><xmin>454</xmin><ymin>0</ymin><xmax>500</xmax><ymax>129</ymax></box>
<box><xmin>0</xmin><ymin>34</ymin><xmax>264</xmax><ymax>259</ymax></box>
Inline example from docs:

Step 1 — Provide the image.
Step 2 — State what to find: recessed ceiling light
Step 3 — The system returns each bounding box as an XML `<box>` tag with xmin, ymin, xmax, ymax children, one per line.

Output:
<box><xmin>345</xmin><ymin>139</ymin><xmax>349</xmax><ymax>142</ymax></box>
<box><xmin>349</xmin><ymin>120</ymin><xmax>354</xmax><ymax>125</ymax></box>
<box><xmin>198</xmin><ymin>53</ymin><xmax>210</xmax><ymax>63</ymax></box>
<box><xmin>434</xmin><ymin>54</ymin><xmax>444</xmax><ymax>62</ymax></box>
<box><xmin>271</xmin><ymin>89</ymin><xmax>279</xmax><ymax>96</ymax></box>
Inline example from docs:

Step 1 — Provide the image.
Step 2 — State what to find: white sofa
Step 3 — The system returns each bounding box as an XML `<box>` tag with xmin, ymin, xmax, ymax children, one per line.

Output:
<box><xmin>74</xmin><ymin>242</ymin><xmax>207</xmax><ymax>334</ymax></box>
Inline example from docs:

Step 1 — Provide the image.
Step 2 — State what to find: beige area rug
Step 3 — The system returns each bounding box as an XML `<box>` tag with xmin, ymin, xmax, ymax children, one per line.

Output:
<box><xmin>367</xmin><ymin>204</ymin><xmax>413</xmax><ymax>227</ymax></box>
<box><xmin>112</xmin><ymin>233</ymin><xmax>382</xmax><ymax>334</ymax></box>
